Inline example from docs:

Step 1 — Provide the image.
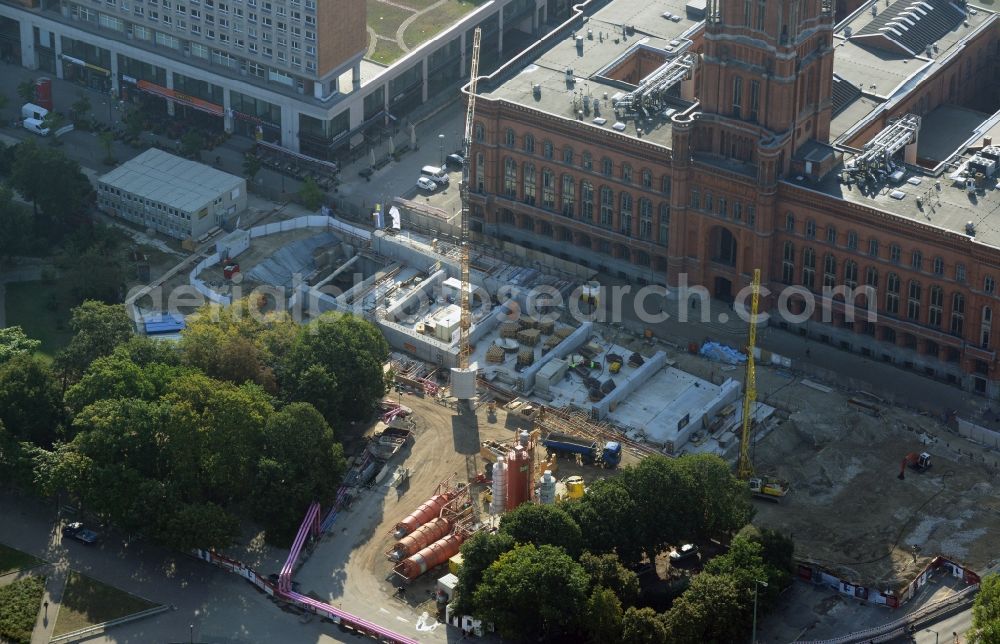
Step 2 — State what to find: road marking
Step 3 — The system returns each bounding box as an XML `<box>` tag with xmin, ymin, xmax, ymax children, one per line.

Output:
<box><xmin>380</xmin><ymin>607</ymin><xmax>390</xmax><ymax>614</ymax></box>
<box><xmin>396</xmin><ymin>616</ymin><xmax>410</xmax><ymax>623</ymax></box>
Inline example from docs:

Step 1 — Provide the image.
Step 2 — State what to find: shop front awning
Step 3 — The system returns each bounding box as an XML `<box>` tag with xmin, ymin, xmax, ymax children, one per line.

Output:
<box><xmin>137</xmin><ymin>80</ymin><xmax>224</xmax><ymax>117</ymax></box>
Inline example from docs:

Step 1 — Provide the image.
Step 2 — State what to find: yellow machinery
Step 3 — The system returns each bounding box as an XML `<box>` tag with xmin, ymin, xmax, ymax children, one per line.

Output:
<box><xmin>457</xmin><ymin>28</ymin><xmax>481</xmax><ymax>371</ymax></box>
<box><xmin>737</xmin><ymin>269</ymin><xmax>788</xmax><ymax>501</ymax></box>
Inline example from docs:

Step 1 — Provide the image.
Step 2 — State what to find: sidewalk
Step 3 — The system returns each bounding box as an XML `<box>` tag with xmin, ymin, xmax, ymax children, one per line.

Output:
<box><xmin>30</xmin><ymin>562</ymin><xmax>67</xmax><ymax>644</ymax></box>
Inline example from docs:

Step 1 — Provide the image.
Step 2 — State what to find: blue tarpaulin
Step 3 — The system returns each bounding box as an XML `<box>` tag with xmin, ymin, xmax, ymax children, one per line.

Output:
<box><xmin>699</xmin><ymin>341</ymin><xmax>747</xmax><ymax>365</ymax></box>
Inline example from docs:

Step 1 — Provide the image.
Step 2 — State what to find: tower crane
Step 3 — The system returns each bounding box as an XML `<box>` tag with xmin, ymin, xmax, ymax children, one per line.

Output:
<box><xmin>737</xmin><ymin>269</ymin><xmax>788</xmax><ymax>502</ymax></box>
<box><xmin>450</xmin><ymin>28</ymin><xmax>481</xmax><ymax>401</ymax></box>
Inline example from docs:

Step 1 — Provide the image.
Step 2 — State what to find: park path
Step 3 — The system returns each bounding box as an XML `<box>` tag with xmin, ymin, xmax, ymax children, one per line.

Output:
<box><xmin>30</xmin><ymin>563</ymin><xmax>68</xmax><ymax>644</ymax></box>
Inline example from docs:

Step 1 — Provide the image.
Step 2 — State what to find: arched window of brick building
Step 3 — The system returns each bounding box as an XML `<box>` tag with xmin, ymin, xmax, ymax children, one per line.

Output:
<box><xmin>476</xmin><ymin>153</ymin><xmax>485</xmax><ymax>193</ymax></box>
<box><xmin>523</xmin><ymin>134</ymin><xmax>534</xmax><ymax>154</ymax></box>
<box><xmin>844</xmin><ymin>260</ymin><xmax>858</xmax><ymax>289</ymax></box>
<box><xmin>543</xmin><ymin>140</ymin><xmax>553</xmax><ymax>159</ymax></box>
<box><xmin>642</xmin><ymin>169</ymin><xmax>652</xmax><ymax>188</ymax></box>
<box><xmin>847</xmin><ymin>230</ymin><xmax>858</xmax><ymax>250</ymax></box>
<box><xmin>933</xmin><ymin>256</ymin><xmax>944</xmax><ymax>276</ymax></box>
<box><xmin>928</xmin><ymin>286</ymin><xmax>943</xmax><ymax>328</ymax></box>
<box><xmin>658</xmin><ymin>203</ymin><xmax>670</xmax><ymax>246</ymax></box>
<box><xmin>785</xmin><ymin>212</ymin><xmax>795</xmax><ymax>232</ymax></box>
<box><xmin>981</xmin><ymin>306</ymin><xmax>992</xmax><ymax>349</ymax></box>
<box><xmin>639</xmin><ymin>199</ymin><xmax>653</xmax><ymax>240</ymax></box>
<box><xmin>886</xmin><ymin>273</ymin><xmax>900</xmax><ymax>315</ymax></box>
<box><xmin>865</xmin><ymin>266</ymin><xmax>879</xmax><ymax>288</ymax></box>
<box><xmin>523</xmin><ymin>163</ymin><xmax>536</xmax><ymax>205</ymax></box>
<box><xmin>951</xmin><ymin>293</ymin><xmax>965</xmax><ymax>336</ymax></box>
<box><xmin>907</xmin><ymin>281</ymin><xmax>921</xmax><ymax>320</ymax></box>
<box><xmin>622</xmin><ymin>164</ymin><xmax>633</xmax><ymax>184</ymax></box>
<box><xmin>620</xmin><ymin>192</ymin><xmax>633</xmax><ymax>235</ymax></box>
<box><xmin>503</xmin><ymin>158</ymin><xmax>517</xmax><ymax>197</ymax></box>
<box><xmin>984</xmin><ymin>275</ymin><xmax>995</xmax><ymax>295</ymax></box>
<box><xmin>602</xmin><ymin>157</ymin><xmax>613</xmax><ymax>176</ymax></box>
<box><xmin>600</xmin><ymin>187</ymin><xmax>614</xmax><ymax>227</ymax></box>
<box><xmin>582</xmin><ymin>151</ymin><xmax>593</xmax><ymax>170</ymax></box>
<box><xmin>563</xmin><ymin>146</ymin><xmax>574</xmax><ymax>164</ymax></box>
<box><xmin>561</xmin><ymin>175</ymin><xmax>576</xmax><ymax>216</ymax></box>
<box><xmin>542</xmin><ymin>169</ymin><xmax>555</xmax><ymax>209</ymax></box>
<box><xmin>823</xmin><ymin>254</ymin><xmax>836</xmax><ymax>288</ymax></box>
<box><xmin>782</xmin><ymin>242</ymin><xmax>795</xmax><ymax>285</ymax></box>
<box><xmin>802</xmin><ymin>248</ymin><xmax>816</xmax><ymax>289</ymax></box>
<box><xmin>474</xmin><ymin>122</ymin><xmax>485</xmax><ymax>142</ymax></box>
<box><xmin>505</xmin><ymin>128</ymin><xmax>515</xmax><ymax>147</ymax></box>
<box><xmin>581</xmin><ymin>182</ymin><xmax>594</xmax><ymax>222</ymax></box>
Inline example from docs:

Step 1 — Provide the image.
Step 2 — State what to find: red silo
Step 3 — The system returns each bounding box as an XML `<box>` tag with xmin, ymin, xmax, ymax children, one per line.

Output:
<box><xmin>394</xmin><ymin>533</ymin><xmax>465</xmax><ymax>580</ymax></box>
<box><xmin>505</xmin><ymin>446</ymin><xmax>531</xmax><ymax>510</ymax></box>
<box><xmin>34</xmin><ymin>78</ymin><xmax>52</xmax><ymax>111</ymax></box>
<box><xmin>393</xmin><ymin>492</ymin><xmax>457</xmax><ymax>538</ymax></box>
<box><xmin>391</xmin><ymin>517</ymin><xmax>451</xmax><ymax>561</ymax></box>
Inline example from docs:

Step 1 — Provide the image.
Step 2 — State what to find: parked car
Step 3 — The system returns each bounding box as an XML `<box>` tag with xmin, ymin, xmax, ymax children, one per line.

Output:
<box><xmin>420</xmin><ymin>165</ymin><xmax>449</xmax><ymax>185</ymax></box>
<box><xmin>416</xmin><ymin>176</ymin><xmax>438</xmax><ymax>192</ymax></box>
<box><xmin>445</xmin><ymin>153</ymin><xmax>465</xmax><ymax>168</ymax></box>
<box><xmin>669</xmin><ymin>543</ymin><xmax>699</xmax><ymax>562</ymax></box>
<box><xmin>62</xmin><ymin>522</ymin><xmax>99</xmax><ymax>545</ymax></box>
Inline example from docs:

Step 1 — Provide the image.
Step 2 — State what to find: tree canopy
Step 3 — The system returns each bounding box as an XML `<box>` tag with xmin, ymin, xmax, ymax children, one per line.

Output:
<box><xmin>498</xmin><ymin>502</ymin><xmax>583</xmax><ymax>557</ymax></box>
<box><xmin>971</xmin><ymin>573</ymin><xmax>1000</xmax><ymax>644</ymax></box>
<box><xmin>0</xmin><ymin>327</ymin><xmax>40</xmax><ymax>364</ymax></box>
<box><xmin>57</xmin><ymin>301</ymin><xmax>134</xmax><ymax>381</ymax></box>
<box><xmin>0</xmin><ymin>354</ymin><xmax>63</xmax><ymax>447</ymax></box>
<box><xmin>472</xmin><ymin>544</ymin><xmax>590</xmax><ymax>641</ymax></box>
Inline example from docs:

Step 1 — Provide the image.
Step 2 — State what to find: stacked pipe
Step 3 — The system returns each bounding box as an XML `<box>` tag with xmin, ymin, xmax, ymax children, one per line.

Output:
<box><xmin>393</xmin><ymin>491</ymin><xmax>457</xmax><ymax>538</ymax></box>
<box><xmin>390</xmin><ymin>517</ymin><xmax>451</xmax><ymax>561</ymax></box>
<box><xmin>394</xmin><ymin>533</ymin><xmax>466</xmax><ymax>580</ymax></box>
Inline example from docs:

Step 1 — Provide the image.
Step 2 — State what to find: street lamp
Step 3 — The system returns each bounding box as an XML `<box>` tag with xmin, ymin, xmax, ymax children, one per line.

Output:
<box><xmin>189</xmin><ymin>623</ymin><xmax>193</xmax><ymax>644</ymax></box>
<box><xmin>438</xmin><ymin>133</ymin><xmax>445</xmax><ymax>166</ymax></box>
<box><xmin>751</xmin><ymin>579</ymin><xmax>768</xmax><ymax>644</ymax></box>
<box><xmin>925</xmin><ymin>628</ymin><xmax>939</xmax><ymax>644</ymax></box>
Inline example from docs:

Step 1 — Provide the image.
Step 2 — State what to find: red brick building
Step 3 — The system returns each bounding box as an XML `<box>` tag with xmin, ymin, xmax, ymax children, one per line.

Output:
<box><xmin>468</xmin><ymin>0</ymin><xmax>1000</xmax><ymax>395</ymax></box>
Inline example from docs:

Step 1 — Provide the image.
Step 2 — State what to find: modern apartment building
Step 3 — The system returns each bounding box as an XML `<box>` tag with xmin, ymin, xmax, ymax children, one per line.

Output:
<box><xmin>468</xmin><ymin>0</ymin><xmax>1000</xmax><ymax>396</ymax></box>
<box><xmin>0</xmin><ymin>0</ymin><xmax>561</xmax><ymax>159</ymax></box>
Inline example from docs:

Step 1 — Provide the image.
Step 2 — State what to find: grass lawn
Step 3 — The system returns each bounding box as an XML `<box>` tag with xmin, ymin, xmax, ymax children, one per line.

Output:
<box><xmin>0</xmin><ymin>543</ymin><xmax>43</xmax><ymax>576</ymax></box>
<box><xmin>52</xmin><ymin>572</ymin><xmax>157</xmax><ymax>637</ymax></box>
<box><xmin>367</xmin><ymin>0</ymin><xmax>414</xmax><ymax>39</ymax></box>
<box><xmin>4</xmin><ymin>280</ymin><xmax>74</xmax><ymax>362</ymax></box>
<box><xmin>392</xmin><ymin>0</ymin><xmax>439</xmax><ymax>9</ymax></box>
<box><xmin>402</xmin><ymin>0</ymin><xmax>477</xmax><ymax>49</ymax></box>
<box><xmin>0</xmin><ymin>575</ymin><xmax>45</xmax><ymax>644</ymax></box>
<box><xmin>370</xmin><ymin>37</ymin><xmax>407</xmax><ymax>65</ymax></box>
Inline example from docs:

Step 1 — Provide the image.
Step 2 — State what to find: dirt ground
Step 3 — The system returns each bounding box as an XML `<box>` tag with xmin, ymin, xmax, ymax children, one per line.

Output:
<box><xmin>749</xmin><ymin>375</ymin><xmax>1000</xmax><ymax>589</ymax></box>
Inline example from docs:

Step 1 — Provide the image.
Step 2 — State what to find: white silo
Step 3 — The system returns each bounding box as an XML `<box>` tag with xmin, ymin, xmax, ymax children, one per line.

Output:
<box><xmin>538</xmin><ymin>470</ymin><xmax>556</xmax><ymax>505</ymax></box>
<box><xmin>491</xmin><ymin>457</ymin><xmax>507</xmax><ymax>514</ymax></box>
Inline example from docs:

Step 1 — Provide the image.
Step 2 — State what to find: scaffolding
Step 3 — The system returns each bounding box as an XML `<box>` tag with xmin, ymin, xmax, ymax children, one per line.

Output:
<box><xmin>614</xmin><ymin>54</ymin><xmax>694</xmax><ymax>119</ymax></box>
<box><xmin>844</xmin><ymin>114</ymin><xmax>921</xmax><ymax>186</ymax></box>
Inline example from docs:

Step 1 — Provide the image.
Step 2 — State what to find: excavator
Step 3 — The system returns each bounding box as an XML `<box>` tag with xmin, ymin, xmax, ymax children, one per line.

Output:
<box><xmin>737</xmin><ymin>269</ymin><xmax>789</xmax><ymax>503</ymax></box>
<box><xmin>898</xmin><ymin>452</ymin><xmax>931</xmax><ymax>480</ymax></box>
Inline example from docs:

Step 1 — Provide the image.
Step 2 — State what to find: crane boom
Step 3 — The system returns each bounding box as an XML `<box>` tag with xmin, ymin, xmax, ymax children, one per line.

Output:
<box><xmin>457</xmin><ymin>28</ymin><xmax>481</xmax><ymax>371</ymax></box>
<box><xmin>737</xmin><ymin>268</ymin><xmax>760</xmax><ymax>480</ymax></box>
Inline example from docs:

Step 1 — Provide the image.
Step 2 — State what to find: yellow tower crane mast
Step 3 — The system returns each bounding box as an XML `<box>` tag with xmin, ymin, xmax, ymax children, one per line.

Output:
<box><xmin>457</xmin><ymin>28</ymin><xmax>481</xmax><ymax>371</ymax></box>
<box><xmin>737</xmin><ymin>269</ymin><xmax>788</xmax><ymax>501</ymax></box>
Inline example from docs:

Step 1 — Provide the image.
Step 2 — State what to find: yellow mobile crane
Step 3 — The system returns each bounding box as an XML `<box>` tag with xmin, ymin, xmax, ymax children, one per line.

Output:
<box><xmin>737</xmin><ymin>269</ymin><xmax>788</xmax><ymax>502</ymax></box>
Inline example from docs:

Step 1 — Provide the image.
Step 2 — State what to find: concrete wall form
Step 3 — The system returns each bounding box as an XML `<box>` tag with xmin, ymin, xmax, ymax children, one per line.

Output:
<box><xmin>518</xmin><ymin>322</ymin><xmax>593</xmax><ymax>392</ymax></box>
<box><xmin>590</xmin><ymin>351</ymin><xmax>668</xmax><ymax>420</ymax></box>
<box><xmin>955</xmin><ymin>417</ymin><xmax>1000</xmax><ymax>449</ymax></box>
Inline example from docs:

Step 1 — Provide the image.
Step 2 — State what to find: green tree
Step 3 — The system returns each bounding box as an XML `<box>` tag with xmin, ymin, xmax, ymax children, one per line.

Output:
<box><xmin>253</xmin><ymin>403</ymin><xmax>346</xmax><ymax>543</ymax></box>
<box><xmin>123</xmin><ymin>108</ymin><xmax>144</xmax><ymax>140</ymax></box>
<box><xmin>41</xmin><ymin>110</ymin><xmax>66</xmax><ymax>142</ymax></box>
<box><xmin>64</xmin><ymin>351</ymin><xmax>158</xmax><ymax>414</ymax></box>
<box><xmin>16</xmin><ymin>80</ymin><xmax>35</xmax><ymax>105</ymax></box>
<box><xmin>71</xmin><ymin>94</ymin><xmax>92</xmax><ymax>123</ymax></box>
<box><xmin>243</xmin><ymin>154</ymin><xmax>261</xmax><ymax>181</ymax></box>
<box><xmin>587</xmin><ymin>586</ymin><xmax>624</xmax><ymax>644</ymax></box>
<box><xmin>565</xmin><ymin>476</ymin><xmax>642</xmax><ymax>565</ymax></box>
<box><xmin>676</xmin><ymin>453</ymin><xmax>754</xmax><ymax>541</ymax></box>
<box><xmin>0</xmin><ymin>186</ymin><xmax>31</xmax><ymax>260</ymax></box>
<box><xmin>299</xmin><ymin>176</ymin><xmax>324</xmax><ymax>210</ymax></box>
<box><xmin>61</xmin><ymin>243</ymin><xmax>125</xmax><ymax>304</ymax></box>
<box><xmin>0</xmin><ymin>327</ymin><xmax>40</xmax><ymax>364</ymax></box>
<box><xmin>498</xmin><ymin>502</ymin><xmax>583</xmax><ymax>557</ymax></box>
<box><xmin>57</xmin><ymin>301</ymin><xmax>134</xmax><ymax>381</ymax></box>
<box><xmin>621</xmin><ymin>606</ymin><xmax>668</xmax><ymax>644</ymax></box>
<box><xmin>9</xmin><ymin>141</ymin><xmax>91</xmax><ymax>237</ymax></box>
<box><xmin>661</xmin><ymin>572</ymin><xmax>748</xmax><ymax>644</ymax></box>
<box><xmin>970</xmin><ymin>573</ymin><xmax>1000</xmax><ymax>644</ymax></box>
<box><xmin>98</xmin><ymin>131</ymin><xmax>115</xmax><ymax>164</ymax></box>
<box><xmin>152</xmin><ymin>501</ymin><xmax>240</xmax><ymax>551</ymax></box>
<box><xmin>179</xmin><ymin>131</ymin><xmax>204</xmax><ymax>159</ymax></box>
<box><xmin>621</xmin><ymin>456</ymin><xmax>695</xmax><ymax>562</ymax></box>
<box><xmin>579</xmin><ymin>551</ymin><xmax>640</xmax><ymax>606</ymax></box>
<box><xmin>453</xmin><ymin>531</ymin><xmax>515</xmax><ymax>614</ymax></box>
<box><xmin>283</xmin><ymin>312</ymin><xmax>389</xmax><ymax>424</ymax></box>
<box><xmin>0</xmin><ymin>354</ymin><xmax>62</xmax><ymax>447</ymax></box>
<box><xmin>472</xmin><ymin>544</ymin><xmax>589</xmax><ymax>641</ymax></box>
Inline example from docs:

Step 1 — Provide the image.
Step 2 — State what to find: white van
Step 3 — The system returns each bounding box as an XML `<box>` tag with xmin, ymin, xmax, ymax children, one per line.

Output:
<box><xmin>22</xmin><ymin>118</ymin><xmax>50</xmax><ymax>136</ymax></box>
<box><xmin>21</xmin><ymin>103</ymin><xmax>49</xmax><ymax>121</ymax></box>
<box><xmin>420</xmin><ymin>165</ymin><xmax>449</xmax><ymax>185</ymax></box>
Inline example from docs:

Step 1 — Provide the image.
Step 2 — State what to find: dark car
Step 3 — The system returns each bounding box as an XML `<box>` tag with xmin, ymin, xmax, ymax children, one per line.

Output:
<box><xmin>62</xmin><ymin>522</ymin><xmax>99</xmax><ymax>545</ymax></box>
<box><xmin>445</xmin><ymin>153</ymin><xmax>465</xmax><ymax>168</ymax></box>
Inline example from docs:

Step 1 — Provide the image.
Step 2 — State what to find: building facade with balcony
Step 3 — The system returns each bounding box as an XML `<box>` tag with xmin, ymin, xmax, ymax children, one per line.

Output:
<box><xmin>468</xmin><ymin>0</ymin><xmax>1000</xmax><ymax>396</ymax></box>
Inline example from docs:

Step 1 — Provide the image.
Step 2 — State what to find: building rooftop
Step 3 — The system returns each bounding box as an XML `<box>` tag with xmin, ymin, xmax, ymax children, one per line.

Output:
<box><xmin>99</xmin><ymin>149</ymin><xmax>244</xmax><ymax>213</ymax></box>
<box><xmin>482</xmin><ymin>0</ymin><xmax>700</xmax><ymax>147</ymax></box>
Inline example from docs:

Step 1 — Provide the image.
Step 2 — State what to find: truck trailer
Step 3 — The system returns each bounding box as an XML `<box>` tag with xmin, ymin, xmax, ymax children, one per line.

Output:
<box><xmin>541</xmin><ymin>432</ymin><xmax>621</xmax><ymax>468</ymax></box>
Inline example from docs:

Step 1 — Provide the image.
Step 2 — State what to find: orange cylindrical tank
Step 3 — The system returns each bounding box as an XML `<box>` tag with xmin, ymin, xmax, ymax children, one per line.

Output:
<box><xmin>394</xmin><ymin>533</ymin><xmax>465</xmax><ymax>580</ymax></box>
<box><xmin>393</xmin><ymin>492</ymin><xmax>456</xmax><ymax>538</ymax></box>
<box><xmin>391</xmin><ymin>517</ymin><xmax>451</xmax><ymax>561</ymax></box>
<box><xmin>506</xmin><ymin>446</ymin><xmax>531</xmax><ymax>511</ymax></box>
